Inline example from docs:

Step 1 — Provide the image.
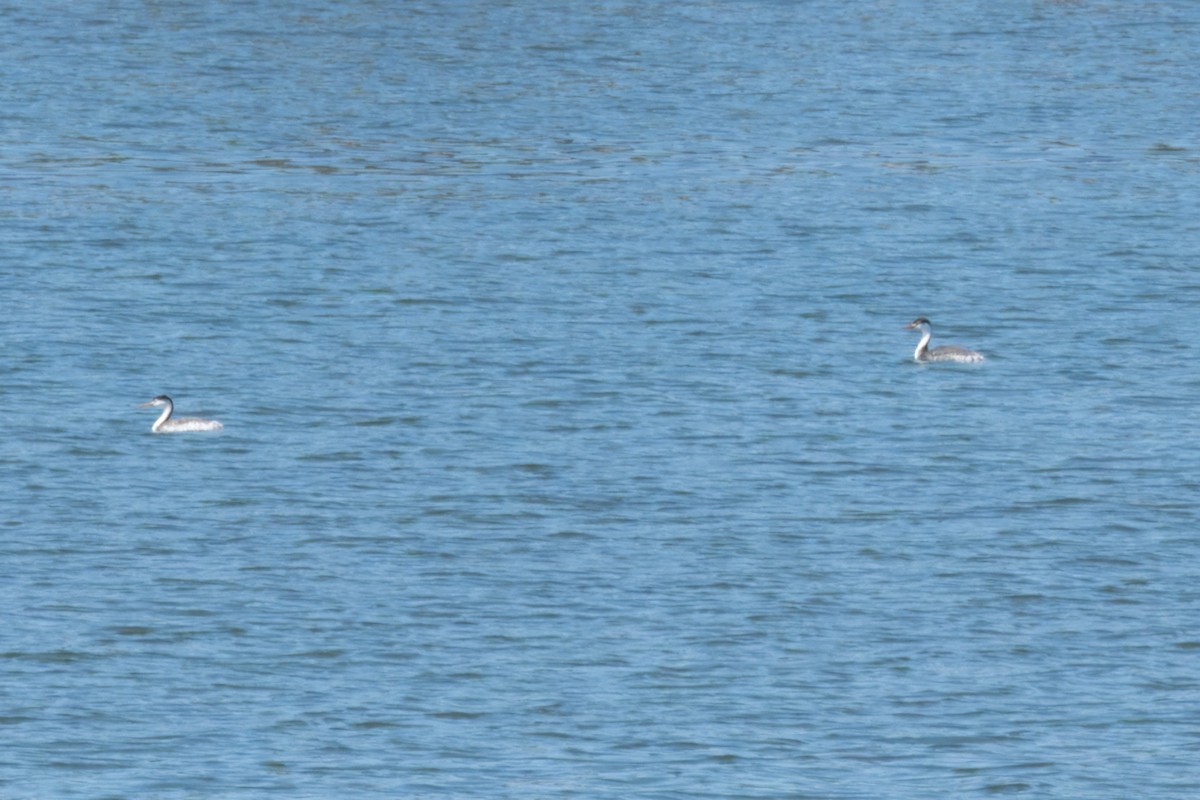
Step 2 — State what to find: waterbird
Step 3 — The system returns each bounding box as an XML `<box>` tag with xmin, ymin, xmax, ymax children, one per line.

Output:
<box><xmin>139</xmin><ymin>395</ymin><xmax>224</xmax><ymax>433</ymax></box>
<box><xmin>903</xmin><ymin>317</ymin><xmax>984</xmax><ymax>363</ymax></box>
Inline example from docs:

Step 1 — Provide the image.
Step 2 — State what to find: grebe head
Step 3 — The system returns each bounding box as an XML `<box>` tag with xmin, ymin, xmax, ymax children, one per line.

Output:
<box><xmin>138</xmin><ymin>395</ymin><xmax>172</xmax><ymax>408</ymax></box>
<box><xmin>904</xmin><ymin>317</ymin><xmax>932</xmax><ymax>330</ymax></box>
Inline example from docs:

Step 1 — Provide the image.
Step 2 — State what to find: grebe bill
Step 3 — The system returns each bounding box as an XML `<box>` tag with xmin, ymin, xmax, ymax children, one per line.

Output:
<box><xmin>903</xmin><ymin>317</ymin><xmax>984</xmax><ymax>363</ymax></box>
<box><xmin>139</xmin><ymin>395</ymin><xmax>224</xmax><ymax>433</ymax></box>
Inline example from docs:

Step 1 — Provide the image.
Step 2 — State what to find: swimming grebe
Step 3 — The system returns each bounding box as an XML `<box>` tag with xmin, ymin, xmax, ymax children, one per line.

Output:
<box><xmin>139</xmin><ymin>395</ymin><xmax>224</xmax><ymax>433</ymax></box>
<box><xmin>903</xmin><ymin>317</ymin><xmax>984</xmax><ymax>363</ymax></box>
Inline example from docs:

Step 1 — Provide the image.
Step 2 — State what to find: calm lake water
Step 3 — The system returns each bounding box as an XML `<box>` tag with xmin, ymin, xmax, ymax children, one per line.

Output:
<box><xmin>4</xmin><ymin>1</ymin><xmax>1200</xmax><ymax>797</ymax></box>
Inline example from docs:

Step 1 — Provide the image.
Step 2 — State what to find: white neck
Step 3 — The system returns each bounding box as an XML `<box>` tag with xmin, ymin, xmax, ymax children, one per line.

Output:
<box><xmin>913</xmin><ymin>328</ymin><xmax>932</xmax><ymax>361</ymax></box>
<box><xmin>152</xmin><ymin>401</ymin><xmax>174</xmax><ymax>432</ymax></box>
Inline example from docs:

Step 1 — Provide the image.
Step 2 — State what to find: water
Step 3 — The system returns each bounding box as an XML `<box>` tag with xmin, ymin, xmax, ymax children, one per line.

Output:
<box><xmin>3</xmin><ymin>1</ymin><xmax>1200</xmax><ymax>797</ymax></box>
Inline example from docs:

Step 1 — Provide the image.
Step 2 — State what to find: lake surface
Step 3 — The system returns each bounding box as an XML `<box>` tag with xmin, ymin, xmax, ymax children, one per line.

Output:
<box><xmin>3</xmin><ymin>1</ymin><xmax>1200</xmax><ymax>797</ymax></box>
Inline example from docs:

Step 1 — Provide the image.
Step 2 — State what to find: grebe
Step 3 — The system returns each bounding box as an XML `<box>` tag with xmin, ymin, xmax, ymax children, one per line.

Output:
<box><xmin>903</xmin><ymin>317</ymin><xmax>984</xmax><ymax>363</ymax></box>
<box><xmin>139</xmin><ymin>395</ymin><xmax>224</xmax><ymax>433</ymax></box>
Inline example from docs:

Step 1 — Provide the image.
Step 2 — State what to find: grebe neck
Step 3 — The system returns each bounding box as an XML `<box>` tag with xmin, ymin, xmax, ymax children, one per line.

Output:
<box><xmin>151</xmin><ymin>399</ymin><xmax>174</xmax><ymax>433</ymax></box>
<box><xmin>913</xmin><ymin>327</ymin><xmax>932</xmax><ymax>361</ymax></box>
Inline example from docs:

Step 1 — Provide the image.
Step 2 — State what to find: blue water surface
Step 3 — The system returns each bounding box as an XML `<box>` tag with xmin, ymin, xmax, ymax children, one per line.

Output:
<box><xmin>3</xmin><ymin>1</ymin><xmax>1200</xmax><ymax>797</ymax></box>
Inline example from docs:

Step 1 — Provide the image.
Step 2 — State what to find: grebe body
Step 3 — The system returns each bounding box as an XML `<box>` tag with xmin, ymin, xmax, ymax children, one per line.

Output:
<box><xmin>139</xmin><ymin>395</ymin><xmax>224</xmax><ymax>433</ymax></box>
<box><xmin>904</xmin><ymin>317</ymin><xmax>984</xmax><ymax>363</ymax></box>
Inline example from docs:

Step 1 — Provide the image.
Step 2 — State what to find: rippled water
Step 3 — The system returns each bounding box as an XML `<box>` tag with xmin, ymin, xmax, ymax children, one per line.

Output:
<box><xmin>4</xmin><ymin>1</ymin><xmax>1200</xmax><ymax>797</ymax></box>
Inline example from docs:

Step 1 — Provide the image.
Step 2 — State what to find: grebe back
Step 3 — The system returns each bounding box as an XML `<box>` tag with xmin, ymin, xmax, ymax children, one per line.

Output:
<box><xmin>139</xmin><ymin>395</ymin><xmax>224</xmax><ymax>433</ymax></box>
<box><xmin>903</xmin><ymin>317</ymin><xmax>984</xmax><ymax>363</ymax></box>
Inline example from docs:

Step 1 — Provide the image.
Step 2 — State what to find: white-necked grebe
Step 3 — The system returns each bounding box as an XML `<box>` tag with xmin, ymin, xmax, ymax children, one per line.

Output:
<box><xmin>904</xmin><ymin>317</ymin><xmax>984</xmax><ymax>363</ymax></box>
<box><xmin>139</xmin><ymin>395</ymin><xmax>224</xmax><ymax>432</ymax></box>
